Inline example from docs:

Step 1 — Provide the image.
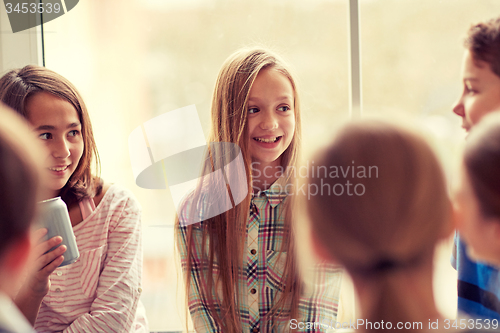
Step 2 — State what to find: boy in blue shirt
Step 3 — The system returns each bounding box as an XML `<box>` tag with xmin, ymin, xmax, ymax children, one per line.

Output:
<box><xmin>452</xmin><ymin>15</ymin><xmax>500</xmax><ymax>319</ymax></box>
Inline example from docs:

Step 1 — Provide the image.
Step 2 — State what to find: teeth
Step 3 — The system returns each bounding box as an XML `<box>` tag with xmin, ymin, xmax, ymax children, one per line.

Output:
<box><xmin>255</xmin><ymin>137</ymin><xmax>279</xmax><ymax>143</ymax></box>
<box><xmin>49</xmin><ymin>166</ymin><xmax>68</xmax><ymax>171</ymax></box>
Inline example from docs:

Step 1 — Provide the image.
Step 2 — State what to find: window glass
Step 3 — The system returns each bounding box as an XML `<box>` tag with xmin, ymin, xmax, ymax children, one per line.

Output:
<box><xmin>41</xmin><ymin>0</ymin><xmax>500</xmax><ymax>329</ymax></box>
<box><xmin>359</xmin><ymin>0</ymin><xmax>500</xmax><ymax>318</ymax></box>
<box><xmin>43</xmin><ymin>0</ymin><xmax>348</xmax><ymax>329</ymax></box>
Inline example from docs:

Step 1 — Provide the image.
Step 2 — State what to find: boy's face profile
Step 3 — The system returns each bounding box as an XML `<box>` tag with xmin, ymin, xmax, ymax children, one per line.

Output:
<box><xmin>452</xmin><ymin>50</ymin><xmax>500</xmax><ymax>132</ymax></box>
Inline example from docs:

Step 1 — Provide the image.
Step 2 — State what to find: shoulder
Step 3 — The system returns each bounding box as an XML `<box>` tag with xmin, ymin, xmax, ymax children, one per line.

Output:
<box><xmin>93</xmin><ymin>182</ymin><xmax>111</xmax><ymax>207</ymax></box>
<box><xmin>178</xmin><ymin>182</ymin><xmax>232</xmax><ymax>228</ymax></box>
<box><xmin>95</xmin><ymin>182</ymin><xmax>142</xmax><ymax>216</ymax></box>
<box><xmin>177</xmin><ymin>190</ymin><xmax>204</xmax><ymax>228</ymax></box>
<box><xmin>96</xmin><ymin>185</ymin><xmax>142</xmax><ymax>236</ymax></box>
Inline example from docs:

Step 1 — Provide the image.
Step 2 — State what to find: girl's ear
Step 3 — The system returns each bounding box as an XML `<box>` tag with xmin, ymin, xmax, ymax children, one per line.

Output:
<box><xmin>310</xmin><ymin>232</ymin><xmax>338</xmax><ymax>264</ymax></box>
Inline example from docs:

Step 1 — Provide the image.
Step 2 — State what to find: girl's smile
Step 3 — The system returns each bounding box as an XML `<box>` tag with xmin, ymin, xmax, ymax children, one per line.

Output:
<box><xmin>253</xmin><ymin>135</ymin><xmax>282</xmax><ymax>148</ymax></box>
<box><xmin>247</xmin><ymin>68</ymin><xmax>295</xmax><ymax>168</ymax></box>
<box><xmin>49</xmin><ymin>164</ymin><xmax>71</xmax><ymax>177</ymax></box>
<box><xmin>25</xmin><ymin>92</ymin><xmax>84</xmax><ymax>197</ymax></box>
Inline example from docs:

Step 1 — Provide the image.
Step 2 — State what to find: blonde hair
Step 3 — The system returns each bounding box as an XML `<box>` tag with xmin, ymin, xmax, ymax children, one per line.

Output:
<box><xmin>306</xmin><ymin>121</ymin><xmax>450</xmax><ymax>326</ymax></box>
<box><xmin>176</xmin><ymin>47</ymin><xmax>302</xmax><ymax>332</ymax></box>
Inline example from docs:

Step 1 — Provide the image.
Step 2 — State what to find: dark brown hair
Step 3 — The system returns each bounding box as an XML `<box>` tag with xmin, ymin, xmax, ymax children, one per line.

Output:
<box><xmin>464</xmin><ymin>112</ymin><xmax>500</xmax><ymax>219</ymax></box>
<box><xmin>306</xmin><ymin>121</ymin><xmax>450</xmax><ymax>327</ymax></box>
<box><xmin>0</xmin><ymin>65</ymin><xmax>101</xmax><ymax>206</ymax></box>
<box><xmin>0</xmin><ymin>103</ymin><xmax>42</xmax><ymax>256</ymax></box>
<box><xmin>465</xmin><ymin>16</ymin><xmax>500</xmax><ymax>77</ymax></box>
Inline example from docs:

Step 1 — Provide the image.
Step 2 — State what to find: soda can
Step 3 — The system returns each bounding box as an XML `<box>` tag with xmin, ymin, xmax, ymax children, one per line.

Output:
<box><xmin>39</xmin><ymin>197</ymin><xmax>80</xmax><ymax>267</ymax></box>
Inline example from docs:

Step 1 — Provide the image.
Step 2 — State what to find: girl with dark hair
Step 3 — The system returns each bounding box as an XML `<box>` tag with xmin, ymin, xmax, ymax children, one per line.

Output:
<box><xmin>0</xmin><ymin>65</ymin><xmax>148</xmax><ymax>332</ymax></box>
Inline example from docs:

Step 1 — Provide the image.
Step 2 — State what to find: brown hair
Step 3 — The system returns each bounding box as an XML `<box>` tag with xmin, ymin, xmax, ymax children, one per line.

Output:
<box><xmin>465</xmin><ymin>16</ymin><xmax>500</xmax><ymax>77</ymax></box>
<box><xmin>0</xmin><ymin>103</ymin><xmax>43</xmax><ymax>256</ymax></box>
<box><xmin>464</xmin><ymin>112</ymin><xmax>500</xmax><ymax>219</ymax></box>
<box><xmin>176</xmin><ymin>48</ymin><xmax>302</xmax><ymax>332</ymax></box>
<box><xmin>306</xmin><ymin>121</ymin><xmax>450</xmax><ymax>326</ymax></box>
<box><xmin>0</xmin><ymin>65</ymin><xmax>101</xmax><ymax>206</ymax></box>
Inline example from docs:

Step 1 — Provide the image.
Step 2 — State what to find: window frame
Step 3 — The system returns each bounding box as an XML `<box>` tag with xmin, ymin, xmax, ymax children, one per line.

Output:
<box><xmin>0</xmin><ymin>6</ymin><xmax>43</xmax><ymax>72</ymax></box>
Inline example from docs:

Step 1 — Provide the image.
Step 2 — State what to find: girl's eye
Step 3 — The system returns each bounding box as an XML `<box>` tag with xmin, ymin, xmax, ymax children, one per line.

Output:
<box><xmin>39</xmin><ymin>133</ymin><xmax>52</xmax><ymax>140</ymax></box>
<box><xmin>68</xmin><ymin>130</ymin><xmax>80</xmax><ymax>137</ymax></box>
<box><xmin>278</xmin><ymin>105</ymin><xmax>291</xmax><ymax>112</ymax></box>
<box><xmin>248</xmin><ymin>107</ymin><xmax>259</xmax><ymax>114</ymax></box>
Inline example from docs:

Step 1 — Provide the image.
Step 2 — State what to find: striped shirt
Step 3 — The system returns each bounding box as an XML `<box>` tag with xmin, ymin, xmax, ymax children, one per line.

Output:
<box><xmin>452</xmin><ymin>233</ymin><xmax>500</xmax><ymax>319</ymax></box>
<box><xmin>178</xmin><ymin>178</ymin><xmax>343</xmax><ymax>332</ymax></box>
<box><xmin>34</xmin><ymin>184</ymin><xmax>148</xmax><ymax>333</ymax></box>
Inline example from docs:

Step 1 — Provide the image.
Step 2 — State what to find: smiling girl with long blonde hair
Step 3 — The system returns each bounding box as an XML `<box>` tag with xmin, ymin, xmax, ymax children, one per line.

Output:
<box><xmin>176</xmin><ymin>48</ymin><xmax>342</xmax><ymax>332</ymax></box>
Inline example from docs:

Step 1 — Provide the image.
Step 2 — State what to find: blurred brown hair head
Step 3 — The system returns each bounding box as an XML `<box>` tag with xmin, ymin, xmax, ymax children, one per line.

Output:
<box><xmin>0</xmin><ymin>103</ymin><xmax>44</xmax><ymax>256</ymax></box>
<box><xmin>463</xmin><ymin>112</ymin><xmax>500</xmax><ymax>219</ymax></box>
<box><xmin>465</xmin><ymin>16</ymin><xmax>500</xmax><ymax>78</ymax></box>
<box><xmin>0</xmin><ymin>65</ymin><xmax>101</xmax><ymax>206</ymax></box>
<box><xmin>306</xmin><ymin>120</ymin><xmax>450</xmax><ymax>323</ymax></box>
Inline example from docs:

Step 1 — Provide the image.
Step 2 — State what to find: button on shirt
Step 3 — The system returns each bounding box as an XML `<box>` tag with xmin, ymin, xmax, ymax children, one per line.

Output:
<box><xmin>178</xmin><ymin>177</ymin><xmax>343</xmax><ymax>332</ymax></box>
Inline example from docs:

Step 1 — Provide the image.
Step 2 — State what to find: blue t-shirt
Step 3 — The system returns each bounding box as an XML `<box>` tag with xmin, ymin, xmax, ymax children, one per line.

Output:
<box><xmin>452</xmin><ymin>233</ymin><xmax>500</xmax><ymax>319</ymax></box>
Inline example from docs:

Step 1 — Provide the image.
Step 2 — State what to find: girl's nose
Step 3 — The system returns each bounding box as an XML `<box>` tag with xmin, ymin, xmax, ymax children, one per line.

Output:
<box><xmin>52</xmin><ymin>139</ymin><xmax>71</xmax><ymax>159</ymax></box>
<box><xmin>260</xmin><ymin>111</ymin><xmax>278</xmax><ymax>130</ymax></box>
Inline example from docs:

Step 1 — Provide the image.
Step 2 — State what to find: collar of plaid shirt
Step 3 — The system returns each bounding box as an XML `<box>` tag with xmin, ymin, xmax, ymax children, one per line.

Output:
<box><xmin>251</xmin><ymin>175</ymin><xmax>289</xmax><ymax>208</ymax></box>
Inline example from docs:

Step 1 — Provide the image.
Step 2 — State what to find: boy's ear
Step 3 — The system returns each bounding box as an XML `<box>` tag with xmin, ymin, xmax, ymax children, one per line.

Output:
<box><xmin>2</xmin><ymin>233</ymin><xmax>31</xmax><ymax>274</ymax></box>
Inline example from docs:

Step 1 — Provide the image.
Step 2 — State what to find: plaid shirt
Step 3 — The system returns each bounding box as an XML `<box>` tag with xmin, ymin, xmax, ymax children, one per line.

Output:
<box><xmin>178</xmin><ymin>178</ymin><xmax>342</xmax><ymax>332</ymax></box>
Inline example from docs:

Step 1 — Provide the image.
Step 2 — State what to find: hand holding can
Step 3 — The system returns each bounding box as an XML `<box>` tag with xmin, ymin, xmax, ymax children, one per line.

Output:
<box><xmin>38</xmin><ymin>197</ymin><xmax>79</xmax><ymax>266</ymax></box>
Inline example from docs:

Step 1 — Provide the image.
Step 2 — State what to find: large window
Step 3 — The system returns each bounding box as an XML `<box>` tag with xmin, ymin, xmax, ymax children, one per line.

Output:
<box><xmin>42</xmin><ymin>0</ymin><xmax>348</xmax><ymax>330</ymax></box>
<box><xmin>17</xmin><ymin>0</ymin><xmax>500</xmax><ymax>330</ymax></box>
